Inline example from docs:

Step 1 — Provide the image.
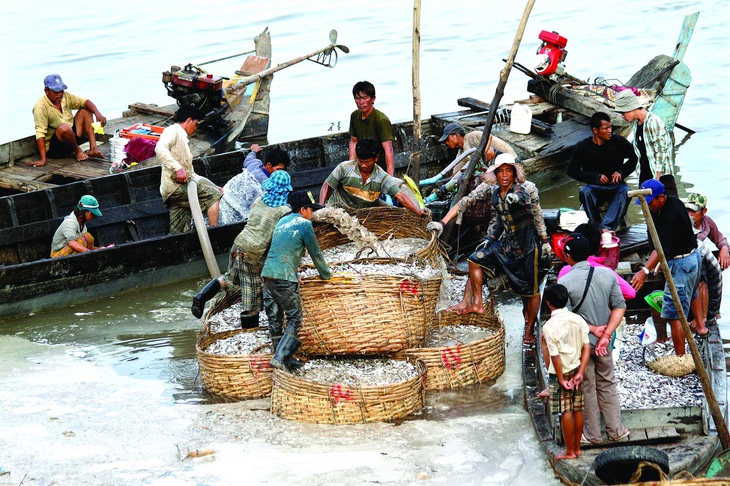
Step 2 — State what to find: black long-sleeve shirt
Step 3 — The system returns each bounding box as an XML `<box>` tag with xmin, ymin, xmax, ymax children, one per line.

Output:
<box><xmin>649</xmin><ymin>196</ymin><xmax>697</xmax><ymax>259</ymax></box>
<box><xmin>567</xmin><ymin>135</ymin><xmax>638</xmax><ymax>185</ymax></box>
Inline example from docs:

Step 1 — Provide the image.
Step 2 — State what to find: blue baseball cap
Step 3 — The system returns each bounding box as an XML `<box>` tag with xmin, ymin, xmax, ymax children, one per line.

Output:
<box><xmin>44</xmin><ymin>74</ymin><xmax>67</xmax><ymax>92</ymax></box>
<box><xmin>636</xmin><ymin>179</ymin><xmax>665</xmax><ymax>205</ymax></box>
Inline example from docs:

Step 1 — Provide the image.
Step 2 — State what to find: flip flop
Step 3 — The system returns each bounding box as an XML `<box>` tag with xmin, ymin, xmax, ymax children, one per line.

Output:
<box><xmin>695</xmin><ymin>330</ymin><xmax>710</xmax><ymax>340</ymax></box>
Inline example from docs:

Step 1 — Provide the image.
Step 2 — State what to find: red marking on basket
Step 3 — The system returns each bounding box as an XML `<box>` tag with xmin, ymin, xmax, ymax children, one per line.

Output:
<box><xmin>330</xmin><ymin>384</ymin><xmax>352</xmax><ymax>404</ymax></box>
<box><xmin>399</xmin><ymin>280</ymin><xmax>419</xmax><ymax>295</ymax></box>
<box><xmin>250</xmin><ymin>355</ymin><xmax>270</xmax><ymax>374</ymax></box>
<box><xmin>441</xmin><ymin>346</ymin><xmax>463</xmax><ymax>370</ymax></box>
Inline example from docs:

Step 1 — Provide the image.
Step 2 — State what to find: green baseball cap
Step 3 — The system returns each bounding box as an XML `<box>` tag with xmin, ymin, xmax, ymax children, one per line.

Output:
<box><xmin>77</xmin><ymin>195</ymin><xmax>102</xmax><ymax>217</ymax></box>
<box><xmin>684</xmin><ymin>192</ymin><xmax>707</xmax><ymax>212</ymax></box>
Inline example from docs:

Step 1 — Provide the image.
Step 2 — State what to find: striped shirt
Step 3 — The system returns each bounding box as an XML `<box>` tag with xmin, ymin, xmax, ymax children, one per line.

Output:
<box><xmin>325</xmin><ymin>160</ymin><xmax>401</xmax><ymax>208</ymax></box>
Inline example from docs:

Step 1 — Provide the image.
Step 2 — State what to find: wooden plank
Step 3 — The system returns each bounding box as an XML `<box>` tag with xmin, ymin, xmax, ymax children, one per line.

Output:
<box><xmin>126</xmin><ymin>103</ymin><xmax>176</xmax><ymax>117</ymax></box>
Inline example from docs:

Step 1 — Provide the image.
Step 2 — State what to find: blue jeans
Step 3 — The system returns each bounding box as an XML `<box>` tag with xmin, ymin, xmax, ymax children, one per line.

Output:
<box><xmin>579</xmin><ymin>182</ymin><xmax>629</xmax><ymax>231</ymax></box>
<box><xmin>662</xmin><ymin>250</ymin><xmax>701</xmax><ymax>320</ymax></box>
<box><xmin>262</xmin><ymin>278</ymin><xmax>302</xmax><ymax>337</ymax></box>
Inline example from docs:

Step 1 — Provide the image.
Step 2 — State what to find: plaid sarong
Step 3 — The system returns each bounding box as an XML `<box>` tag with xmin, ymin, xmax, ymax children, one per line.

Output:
<box><xmin>224</xmin><ymin>244</ymin><xmax>264</xmax><ymax>313</ymax></box>
<box><xmin>549</xmin><ymin>367</ymin><xmax>584</xmax><ymax>415</ymax></box>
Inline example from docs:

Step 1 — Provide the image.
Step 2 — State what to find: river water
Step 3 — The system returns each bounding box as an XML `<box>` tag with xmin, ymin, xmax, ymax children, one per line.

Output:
<box><xmin>1</xmin><ymin>1</ymin><xmax>730</xmax><ymax>484</ymax></box>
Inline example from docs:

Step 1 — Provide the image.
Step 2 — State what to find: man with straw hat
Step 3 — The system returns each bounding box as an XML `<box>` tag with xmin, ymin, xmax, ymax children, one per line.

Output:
<box><xmin>191</xmin><ymin>170</ymin><xmax>293</xmax><ymax>325</ymax></box>
<box><xmin>427</xmin><ymin>154</ymin><xmax>541</xmax><ymax>343</ymax></box>
<box><xmin>50</xmin><ymin>195</ymin><xmax>104</xmax><ymax>258</ymax></box>
<box><xmin>614</xmin><ymin>90</ymin><xmax>676</xmax><ymax>194</ymax></box>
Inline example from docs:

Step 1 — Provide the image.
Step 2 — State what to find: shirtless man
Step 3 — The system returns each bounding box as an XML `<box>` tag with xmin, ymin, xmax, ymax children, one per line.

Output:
<box><xmin>28</xmin><ymin>74</ymin><xmax>107</xmax><ymax>167</ymax></box>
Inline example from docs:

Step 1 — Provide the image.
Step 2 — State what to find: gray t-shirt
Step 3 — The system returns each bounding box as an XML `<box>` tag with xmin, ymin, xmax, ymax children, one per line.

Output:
<box><xmin>557</xmin><ymin>260</ymin><xmax>626</xmax><ymax>347</ymax></box>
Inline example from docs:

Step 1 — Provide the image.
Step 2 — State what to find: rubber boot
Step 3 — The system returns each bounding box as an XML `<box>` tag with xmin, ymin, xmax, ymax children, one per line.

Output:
<box><xmin>240</xmin><ymin>312</ymin><xmax>259</xmax><ymax>329</ymax></box>
<box><xmin>270</xmin><ymin>333</ymin><xmax>301</xmax><ymax>372</ymax></box>
<box><xmin>191</xmin><ymin>279</ymin><xmax>221</xmax><ymax>318</ymax></box>
<box><xmin>271</xmin><ymin>335</ymin><xmax>282</xmax><ymax>353</ymax></box>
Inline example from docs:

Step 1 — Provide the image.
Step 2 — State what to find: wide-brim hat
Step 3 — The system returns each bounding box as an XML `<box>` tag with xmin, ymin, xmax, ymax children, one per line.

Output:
<box><xmin>614</xmin><ymin>89</ymin><xmax>643</xmax><ymax>113</ymax></box>
<box><xmin>483</xmin><ymin>153</ymin><xmax>525</xmax><ymax>184</ymax></box>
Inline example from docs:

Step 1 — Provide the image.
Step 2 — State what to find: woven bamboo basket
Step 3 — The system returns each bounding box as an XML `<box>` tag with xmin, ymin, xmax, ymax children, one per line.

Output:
<box><xmin>270</xmin><ymin>358</ymin><xmax>426</xmax><ymax>424</ymax></box>
<box><xmin>196</xmin><ymin>328</ymin><xmax>273</xmax><ymax>400</ymax></box>
<box><xmin>314</xmin><ymin>206</ymin><xmax>430</xmax><ymax>250</ymax></box>
<box><xmin>201</xmin><ymin>287</ymin><xmax>243</xmax><ymax>336</ymax></box>
<box><xmin>395</xmin><ymin>300</ymin><xmax>505</xmax><ymax>390</ymax></box>
<box><xmin>298</xmin><ymin>271</ymin><xmax>442</xmax><ymax>355</ymax></box>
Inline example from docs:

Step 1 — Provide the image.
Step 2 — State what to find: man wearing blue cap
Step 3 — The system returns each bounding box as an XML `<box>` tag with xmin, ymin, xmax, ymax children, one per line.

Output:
<box><xmin>28</xmin><ymin>74</ymin><xmax>107</xmax><ymax>167</ymax></box>
<box><xmin>630</xmin><ymin>179</ymin><xmax>707</xmax><ymax>354</ymax></box>
<box><xmin>50</xmin><ymin>195</ymin><xmax>103</xmax><ymax>258</ymax></box>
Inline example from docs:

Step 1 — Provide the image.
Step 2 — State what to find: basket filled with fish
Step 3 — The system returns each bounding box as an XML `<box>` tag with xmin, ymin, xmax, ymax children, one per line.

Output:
<box><xmin>298</xmin><ymin>259</ymin><xmax>443</xmax><ymax>355</ymax></box>
<box><xmin>201</xmin><ymin>287</ymin><xmax>244</xmax><ymax>336</ymax></box>
<box><xmin>396</xmin><ymin>290</ymin><xmax>505</xmax><ymax>390</ymax></box>
<box><xmin>196</xmin><ymin>327</ymin><xmax>275</xmax><ymax>400</ymax></box>
<box><xmin>270</xmin><ymin>356</ymin><xmax>426</xmax><ymax>424</ymax></box>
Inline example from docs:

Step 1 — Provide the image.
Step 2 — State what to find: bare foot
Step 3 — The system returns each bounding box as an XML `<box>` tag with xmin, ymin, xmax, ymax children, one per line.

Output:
<box><xmin>457</xmin><ymin>304</ymin><xmax>485</xmax><ymax>315</ymax></box>
<box><xmin>537</xmin><ymin>387</ymin><xmax>549</xmax><ymax>398</ymax></box>
<box><xmin>523</xmin><ymin>333</ymin><xmax>536</xmax><ymax>345</ymax></box>
<box><xmin>25</xmin><ymin>160</ymin><xmax>46</xmax><ymax>167</ymax></box>
<box><xmin>75</xmin><ymin>149</ymin><xmax>90</xmax><ymax>161</ymax></box>
<box><xmin>555</xmin><ymin>451</ymin><xmax>577</xmax><ymax>461</ymax></box>
<box><xmin>575</xmin><ymin>449</ymin><xmax>582</xmax><ymax>457</ymax></box>
<box><xmin>88</xmin><ymin>148</ymin><xmax>106</xmax><ymax>159</ymax></box>
<box><xmin>447</xmin><ymin>302</ymin><xmax>468</xmax><ymax>313</ymax></box>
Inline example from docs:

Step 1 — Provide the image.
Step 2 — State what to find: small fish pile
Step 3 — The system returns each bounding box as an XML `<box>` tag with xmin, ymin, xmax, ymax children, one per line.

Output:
<box><xmin>615</xmin><ymin>323</ymin><xmax>703</xmax><ymax>409</ymax></box>
<box><xmin>436</xmin><ymin>275</ymin><xmax>490</xmax><ymax>311</ymax></box>
<box><xmin>294</xmin><ymin>358</ymin><xmax>418</xmax><ymax>386</ymax></box>
<box><xmin>300</xmin><ymin>260</ymin><xmax>441</xmax><ymax>280</ymax></box>
<box><xmin>204</xmin><ymin>328</ymin><xmax>273</xmax><ymax>355</ymax></box>
<box><xmin>424</xmin><ymin>325</ymin><xmax>495</xmax><ymax>348</ymax></box>
<box><xmin>206</xmin><ymin>303</ymin><xmax>271</xmax><ymax>334</ymax></box>
<box><xmin>302</xmin><ymin>237</ymin><xmax>430</xmax><ymax>265</ymax></box>
<box><xmin>312</xmin><ymin>207</ymin><xmax>380</xmax><ymax>254</ymax></box>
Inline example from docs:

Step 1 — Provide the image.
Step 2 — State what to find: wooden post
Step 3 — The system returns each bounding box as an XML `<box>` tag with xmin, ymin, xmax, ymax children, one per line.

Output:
<box><xmin>443</xmin><ymin>0</ymin><xmax>535</xmax><ymax>241</ymax></box>
<box><xmin>411</xmin><ymin>0</ymin><xmax>422</xmax><ymax>185</ymax></box>
<box><xmin>629</xmin><ymin>188</ymin><xmax>730</xmax><ymax>449</ymax></box>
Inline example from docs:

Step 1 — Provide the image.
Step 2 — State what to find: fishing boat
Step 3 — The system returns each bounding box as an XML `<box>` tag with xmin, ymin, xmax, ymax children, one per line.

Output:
<box><xmin>522</xmin><ymin>260</ymin><xmax>727</xmax><ymax>484</ymax></box>
<box><xmin>0</xmin><ymin>28</ymin><xmax>348</xmax><ymax>195</ymax></box>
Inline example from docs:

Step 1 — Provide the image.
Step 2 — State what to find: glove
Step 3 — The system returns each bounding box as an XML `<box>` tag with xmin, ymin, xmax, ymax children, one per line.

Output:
<box><xmin>505</xmin><ymin>193</ymin><xmax>519</xmax><ymax>205</ymax></box>
<box><xmin>426</xmin><ymin>221</ymin><xmax>444</xmax><ymax>236</ymax></box>
<box><xmin>541</xmin><ymin>241</ymin><xmax>552</xmax><ymax>257</ymax></box>
<box><xmin>476</xmin><ymin>237</ymin><xmax>493</xmax><ymax>251</ymax></box>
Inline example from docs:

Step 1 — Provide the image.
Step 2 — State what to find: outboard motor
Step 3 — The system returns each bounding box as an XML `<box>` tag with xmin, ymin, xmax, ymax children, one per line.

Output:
<box><xmin>161</xmin><ymin>64</ymin><xmax>225</xmax><ymax>122</ymax></box>
<box><xmin>534</xmin><ymin>30</ymin><xmax>568</xmax><ymax>78</ymax></box>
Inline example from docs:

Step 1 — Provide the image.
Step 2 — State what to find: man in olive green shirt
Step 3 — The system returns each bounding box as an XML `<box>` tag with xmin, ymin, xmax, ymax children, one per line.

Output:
<box><xmin>348</xmin><ymin>81</ymin><xmax>395</xmax><ymax>175</ymax></box>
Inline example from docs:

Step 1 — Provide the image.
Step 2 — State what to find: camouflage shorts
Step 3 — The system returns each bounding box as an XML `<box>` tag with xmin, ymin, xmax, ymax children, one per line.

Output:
<box><xmin>165</xmin><ymin>183</ymin><xmax>222</xmax><ymax>234</ymax></box>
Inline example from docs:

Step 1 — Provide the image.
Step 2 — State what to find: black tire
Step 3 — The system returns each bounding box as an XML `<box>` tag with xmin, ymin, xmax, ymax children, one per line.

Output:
<box><xmin>593</xmin><ymin>446</ymin><xmax>670</xmax><ymax>485</ymax></box>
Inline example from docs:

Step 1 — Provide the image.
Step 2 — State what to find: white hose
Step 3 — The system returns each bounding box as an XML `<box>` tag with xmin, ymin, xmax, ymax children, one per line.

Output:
<box><xmin>418</xmin><ymin>147</ymin><xmax>479</xmax><ymax>186</ymax></box>
<box><xmin>188</xmin><ymin>175</ymin><xmax>222</xmax><ymax>279</ymax></box>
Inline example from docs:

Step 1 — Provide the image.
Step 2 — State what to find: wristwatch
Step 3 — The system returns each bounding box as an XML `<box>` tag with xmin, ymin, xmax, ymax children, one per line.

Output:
<box><xmin>642</xmin><ymin>266</ymin><xmax>651</xmax><ymax>275</ymax></box>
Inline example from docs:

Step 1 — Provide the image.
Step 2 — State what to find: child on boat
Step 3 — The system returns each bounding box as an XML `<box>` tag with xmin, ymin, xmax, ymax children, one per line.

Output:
<box><xmin>542</xmin><ymin>283</ymin><xmax>591</xmax><ymax>460</ymax></box>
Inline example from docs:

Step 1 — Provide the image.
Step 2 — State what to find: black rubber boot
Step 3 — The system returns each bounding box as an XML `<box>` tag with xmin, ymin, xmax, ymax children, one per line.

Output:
<box><xmin>271</xmin><ymin>335</ymin><xmax>282</xmax><ymax>353</ymax></box>
<box><xmin>288</xmin><ymin>357</ymin><xmax>306</xmax><ymax>370</ymax></box>
<box><xmin>191</xmin><ymin>279</ymin><xmax>221</xmax><ymax>318</ymax></box>
<box><xmin>270</xmin><ymin>333</ymin><xmax>301</xmax><ymax>372</ymax></box>
<box><xmin>240</xmin><ymin>312</ymin><xmax>259</xmax><ymax>329</ymax></box>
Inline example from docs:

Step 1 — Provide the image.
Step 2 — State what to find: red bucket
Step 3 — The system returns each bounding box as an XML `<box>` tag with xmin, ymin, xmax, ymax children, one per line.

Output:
<box><xmin>551</xmin><ymin>231</ymin><xmax>570</xmax><ymax>263</ymax></box>
<box><xmin>596</xmin><ymin>236</ymin><xmax>620</xmax><ymax>269</ymax></box>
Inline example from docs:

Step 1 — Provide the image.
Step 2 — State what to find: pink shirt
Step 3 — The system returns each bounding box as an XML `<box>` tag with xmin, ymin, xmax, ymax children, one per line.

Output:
<box><xmin>557</xmin><ymin>255</ymin><xmax>636</xmax><ymax>301</ymax></box>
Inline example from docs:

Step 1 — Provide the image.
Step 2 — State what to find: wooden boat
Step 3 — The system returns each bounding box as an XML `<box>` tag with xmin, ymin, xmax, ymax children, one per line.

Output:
<box><xmin>0</xmin><ymin>28</ymin><xmax>273</xmax><ymax>195</ymax></box>
<box><xmin>0</xmin><ymin>119</ymin><xmax>449</xmax><ymax>319</ymax></box>
<box><xmin>522</xmin><ymin>263</ymin><xmax>727</xmax><ymax>485</ymax></box>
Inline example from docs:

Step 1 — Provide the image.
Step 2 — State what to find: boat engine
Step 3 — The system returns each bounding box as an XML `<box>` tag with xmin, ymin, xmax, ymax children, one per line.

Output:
<box><xmin>162</xmin><ymin>64</ymin><xmax>224</xmax><ymax>116</ymax></box>
<box><xmin>534</xmin><ymin>30</ymin><xmax>568</xmax><ymax>77</ymax></box>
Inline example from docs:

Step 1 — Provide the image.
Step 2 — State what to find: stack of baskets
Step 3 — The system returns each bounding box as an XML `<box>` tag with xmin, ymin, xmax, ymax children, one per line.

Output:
<box><xmin>271</xmin><ymin>206</ymin><xmax>437</xmax><ymax>424</ymax></box>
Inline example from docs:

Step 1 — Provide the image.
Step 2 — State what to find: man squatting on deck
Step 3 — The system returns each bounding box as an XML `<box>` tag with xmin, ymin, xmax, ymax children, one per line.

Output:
<box><xmin>426</xmin><ymin>154</ymin><xmax>542</xmax><ymax>344</ymax></box>
<box><xmin>559</xmin><ymin>233</ymin><xmax>630</xmax><ymax>444</ymax></box>
<box><xmin>319</xmin><ymin>138</ymin><xmax>427</xmax><ymax>216</ymax></box>
<box><xmin>50</xmin><ymin>195</ymin><xmax>104</xmax><ymax>258</ymax></box>
<box><xmin>156</xmin><ymin>105</ymin><xmax>222</xmax><ymax>234</ymax></box>
<box><xmin>631</xmin><ymin>180</ymin><xmax>708</xmax><ymax>353</ymax></box>
<box><xmin>28</xmin><ymin>74</ymin><xmax>107</xmax><ymax>167</ymax></box>
<box><xmin>191</xmin><ymin>170</ymin><xmax>293</xmax><ymax>325</ymax></box>
<box><xmin>542</xmin><ymin>283</ymin><xmax>591</xmax><ymax>460</ymax></box>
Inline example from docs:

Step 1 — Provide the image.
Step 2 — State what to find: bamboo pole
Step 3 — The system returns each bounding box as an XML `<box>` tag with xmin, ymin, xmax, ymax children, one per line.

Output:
<box><xmin>629</xmin><ymin>188</ymin><xmax>730</xmax><ymax>449</ymax></box>
<box><xmin>443</xmin><ymin>0</ymin><xmax>535</xmax><ymax>241</ymax></box>
<box><xmin>411</xmin><ymin>0</ymin><xmax>422</xmax><ymax>185</ymax></box>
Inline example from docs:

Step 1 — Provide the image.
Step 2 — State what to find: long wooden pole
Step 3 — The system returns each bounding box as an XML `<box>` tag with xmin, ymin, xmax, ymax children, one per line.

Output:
<box><xmin>629</xmin><ymin>188</ymin><xmax>730</xmax><ymax>449</ymax></box>
<box><xmin>411</xmin><ymin>0</ymin><xmax>422</xmax><ymax>185</ymax></box>
<box><xmin>443</xmin><ymin>0</ymin><xmax>535</xmax><ymax>241</ymax></box>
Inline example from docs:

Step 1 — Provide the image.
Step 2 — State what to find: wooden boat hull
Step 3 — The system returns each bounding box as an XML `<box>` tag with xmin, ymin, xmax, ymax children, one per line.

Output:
<box><xmin>522</xmin><ymin>272</ymin><xmax>727</xmax><ymax>484</ymax></box>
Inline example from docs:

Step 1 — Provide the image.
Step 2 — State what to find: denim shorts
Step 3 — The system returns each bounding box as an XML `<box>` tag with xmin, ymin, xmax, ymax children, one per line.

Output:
<box><xmin>661</xmin><ymin>250</ymin><xmax>701</xmax><ymax>320</ymax></box>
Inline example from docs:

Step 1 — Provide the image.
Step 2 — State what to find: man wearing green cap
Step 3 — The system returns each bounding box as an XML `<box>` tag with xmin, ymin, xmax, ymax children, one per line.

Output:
<box><xmin>51</xmin><ymin>195</ymin><xmax>103</xmax><ymax>258</ymax></box>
